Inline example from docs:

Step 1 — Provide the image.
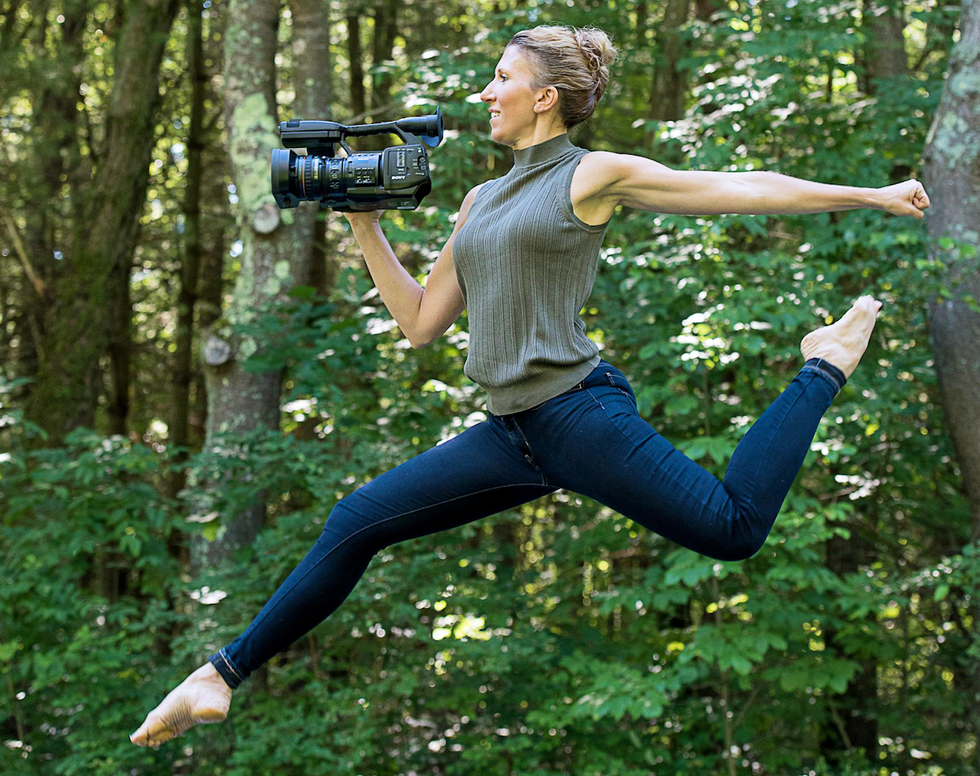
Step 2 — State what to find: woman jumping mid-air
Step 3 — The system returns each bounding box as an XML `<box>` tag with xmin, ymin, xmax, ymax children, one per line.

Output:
<box><xmin>131</xmin><ymin>23</ymin><xmax>929</xmax><ymax>748</ymax></box>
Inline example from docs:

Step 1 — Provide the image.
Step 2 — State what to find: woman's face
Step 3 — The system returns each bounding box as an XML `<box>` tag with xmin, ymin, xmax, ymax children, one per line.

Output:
<box><xmin>480</xmin><ymin>46</ymin><xmax>560</xmax><ymax>146</ymax></box>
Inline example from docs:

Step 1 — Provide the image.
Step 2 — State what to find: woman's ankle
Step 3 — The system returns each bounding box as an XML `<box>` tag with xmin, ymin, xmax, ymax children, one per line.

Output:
<box><xmin>801</xmin><ymin>358</ymin><xmax>847</xmax><ymax>395</ymax></box>
<box><xmin>208</xmin><ymin>649</ymin><xmax>244</xmax><ymax>690</ymax></box>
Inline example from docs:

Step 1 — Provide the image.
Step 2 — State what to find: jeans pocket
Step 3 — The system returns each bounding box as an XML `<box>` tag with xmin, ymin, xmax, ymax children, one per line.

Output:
<box><xmin>604</xmin><ymin>371</ymin><xmax>637</xmax><ymax>411</ymax></box>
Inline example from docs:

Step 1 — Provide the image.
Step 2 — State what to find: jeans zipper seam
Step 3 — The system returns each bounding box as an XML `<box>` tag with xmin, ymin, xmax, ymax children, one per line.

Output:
<box><xmin>512</xmin><ymin>419</ymin><xmax>548</xmax><ymax>486</ymax></box>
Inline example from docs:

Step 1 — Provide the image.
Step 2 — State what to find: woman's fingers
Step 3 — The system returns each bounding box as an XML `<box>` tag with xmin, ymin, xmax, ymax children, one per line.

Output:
<box><xmin>881</xmin><ymin>179</ymin><xmax>930</xmax><ymax>217</ymax></box>
<box><xmin>913</xmin><ymin>182</ymin><xmax>929</xmax><ymax>209</ymax></box>
<box><xmin>915</xmin><ymin>186</ymin><xmax>930</xmax><ymax>209</ymax></box>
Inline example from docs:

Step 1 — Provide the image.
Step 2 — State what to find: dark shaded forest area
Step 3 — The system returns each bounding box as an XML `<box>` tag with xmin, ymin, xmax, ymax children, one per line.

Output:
<box><xmin>1</xmin><ymin>0</ymin><xmax>979</xmax><ymax>773</ymax></box>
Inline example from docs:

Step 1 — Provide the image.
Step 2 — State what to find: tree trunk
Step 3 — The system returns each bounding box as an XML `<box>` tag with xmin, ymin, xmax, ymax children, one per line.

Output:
<box><xmin>10</xmin><ymin>0</ymin><xmax>86</xmax><ymax>409</ymax></box>
<box><xmin>156</xmin><ymin>0</ymin><xmax>215</xmax><ymax>657</ymax></box>
<box><xmin>819</xmin><ymin>522</ymin><xmax>879</xmax><ymax>766</ymax></box>
<box><xmin>922</xmin><ymin>6</ymin><xmax>980</xmax><ymax>768</ymax></box>
<box><xmin>106</xmin><ymin>230</ymin><xmax>136</xmax><ymax>437</ymax></box>
<box><xmin>0</xmin><ymin>0</ymin><xmax>26</xmax><ymax>52</ymax></box>
<box><xmin>347</xmin><ymin>9</ymin><xmax>367</xmax><ymax>121</ymax></box>
<box><xmin>24</xmin><ymin>0</ymin><xmax>181</xmax><ymax>444</ymax></box>
<box><xmin>169</xmin><ymin>0</ymin><xmax>211</xmax><ymax>496</ymax></box>
<box><xmin>190</xmin><ymin>224</ymin><xmax>226</xmax><ymax>448</ymax></box>
<box><xmin>694</xmin><ymin>0</ymin><xmax>723</xmax><ymax>23</ymax></box>
<box><xmin>861</xmin><ymin>0</ymin><xmax>909</xmax><ymax>92</ymax></box>
<box><xmin>289</xmin><ymin>0</ymin><xmax>334</xmax><ymax>285</ymax></box>
<box><xmin>189</xmin><ymin>0</ymin><xmax>316</xmax><ymax>571</ymax></box>
<box><xmin>188</xmin><ymin>0</ymin><xmax>232</xmax><ymax>451</ymax></box>
<box><xmin>815</xmin><ymin>0</ymin><xmax>917</xmax><ymax>762</ymax></box>
<box><xmin>861</xmin><ymin>0</ymin><xmax>912</xmax><ymax>181</ymax></box>
<box><xmin>645</xmin><ymin>0</ymin><xmax>691</xmax><ymax>154</ymax></box>
<box><xmin>288</xmin><ymin>0</ymin><xmax>337</xmax><ymax>446</ymax></box>
<box><xmin>922</xmin><ymin>0</ymin><xmax>980</xmax><ymax>536</ymax></box>
<box><xmin>370</xmin><ymin>0</ymin><xmax>398</xmax><ymax>121</ymax></box>
<box><xmin>648</xmin><ymin>0</ymin><xmax>691</xmax><ymax>122</ymax></box>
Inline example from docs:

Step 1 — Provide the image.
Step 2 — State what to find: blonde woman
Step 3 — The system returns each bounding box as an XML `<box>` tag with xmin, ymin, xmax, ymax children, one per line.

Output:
<box><xmin>131</xmin><ymin>23</ymin><xmax>928</xmax><ymax>748</ymax></box>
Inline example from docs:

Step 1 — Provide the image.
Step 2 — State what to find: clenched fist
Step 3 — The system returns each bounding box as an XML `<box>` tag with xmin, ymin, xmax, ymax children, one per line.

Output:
<box><xmin>876</xmin><ymin>179</ymin><xmax>931</xmax><ymax>219</ymax></box>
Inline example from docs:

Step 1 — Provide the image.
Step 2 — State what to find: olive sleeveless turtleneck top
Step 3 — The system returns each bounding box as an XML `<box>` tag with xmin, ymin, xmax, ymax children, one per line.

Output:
<box><xmin>452</xmin><ymin>132</ymin><xmax>612</xmax><ymax>416</ymax></box>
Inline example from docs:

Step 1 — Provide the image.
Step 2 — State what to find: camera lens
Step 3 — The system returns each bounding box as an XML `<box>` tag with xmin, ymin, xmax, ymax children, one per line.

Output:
<box><xmin>271</xmin><ymin>149</ymin><xmax>299</xmax><ymax>208</ymax></box>
<box><xmin>271</xmin><ymin>149</ymin><xmax>350</xmax><ymax>209</ymax></box>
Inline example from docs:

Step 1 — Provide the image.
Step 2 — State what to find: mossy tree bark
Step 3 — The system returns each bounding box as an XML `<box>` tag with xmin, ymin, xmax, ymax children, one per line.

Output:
<box><xmin>922</xmin><ymin>6</ymin><xmax>980</xmax><ymax>769</ymax></box>
<box><xmin>923</xmin><ymin>0</ymin><xmax>980</xmax><ymax>541</ymax></box>
<box><xmin>189</xmin><ymin>0</ymin><xmax>318</xmax><ymax>571</ymax></box>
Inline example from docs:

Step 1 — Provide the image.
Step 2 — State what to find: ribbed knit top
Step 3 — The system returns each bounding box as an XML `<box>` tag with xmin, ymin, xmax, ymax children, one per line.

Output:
<box><xmin>452</xmin><ymin>132</ymin><xmax>612</xmax><ymax>415</ymax></box>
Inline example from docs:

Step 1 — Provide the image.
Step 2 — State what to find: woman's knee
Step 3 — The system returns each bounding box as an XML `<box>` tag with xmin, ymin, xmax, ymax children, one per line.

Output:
<box><xmin>726</xmin><ymin>525</ymin><xmax>770</xmax><ymax>561</ymax></box>
<box><xmin>321</xmin><ymin>497</ymin><xmax>381</xmax><ymax>551</ymax></box>
<box><xmin>711</xmin><ymin>510</ymin><xmax>770</xmax><ymax>561</ymax></box>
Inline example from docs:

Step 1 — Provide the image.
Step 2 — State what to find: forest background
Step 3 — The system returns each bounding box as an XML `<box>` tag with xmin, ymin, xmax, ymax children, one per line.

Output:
<box><xmin>1</xmin><ymin>0</ymin><xmax>979</xmax><ymax>774</ymax></box>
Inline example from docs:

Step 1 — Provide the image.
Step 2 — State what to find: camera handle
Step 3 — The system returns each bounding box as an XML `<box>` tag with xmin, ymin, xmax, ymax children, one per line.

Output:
<box><xmin>279</xmin><ymin>105</ymin><xmax>443</xmax><ymax>157</ymax></box>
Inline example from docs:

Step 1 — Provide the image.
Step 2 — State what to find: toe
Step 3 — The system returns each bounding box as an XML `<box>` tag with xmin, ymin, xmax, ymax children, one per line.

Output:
<box><xmin>865</xmin><ymin>298</ymin><xmax>882</xmax><ymax>316</ymax></box>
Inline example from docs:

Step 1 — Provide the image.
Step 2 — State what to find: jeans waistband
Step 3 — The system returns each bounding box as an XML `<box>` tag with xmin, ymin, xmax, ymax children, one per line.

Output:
<box><xmin>565</xmin><ymin>360</ymin><xmax>631</xmax><ymax>394</ymax></box>
<box><xmin>495</xmin><ymin>361</ymin><xmax>631</xmax><ymax>418</ymax></box>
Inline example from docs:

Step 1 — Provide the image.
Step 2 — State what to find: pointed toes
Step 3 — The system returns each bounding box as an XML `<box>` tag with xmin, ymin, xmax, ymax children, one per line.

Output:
<box><xmin>131</xmin><ymin>716</ymin><xmax>168</xmax><ymax>748</ymax></box>
<box><xmin>855</xmin><ymin>295</ymin><xmax>882</xmax><ymax>314</ymax></box>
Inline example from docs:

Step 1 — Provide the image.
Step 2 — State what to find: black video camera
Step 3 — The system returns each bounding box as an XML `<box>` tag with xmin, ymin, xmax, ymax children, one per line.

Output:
<box><xmin>270</xmin><ymin>106</ymin><xmax>443</xmax><ymax>211</ymax></box>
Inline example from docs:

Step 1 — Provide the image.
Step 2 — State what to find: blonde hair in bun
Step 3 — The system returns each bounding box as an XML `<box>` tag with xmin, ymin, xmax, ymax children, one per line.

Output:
<box><xmin>506</xmin><ymin>24</ymin><xmax>618</xmax><ymax>131</ymax></box>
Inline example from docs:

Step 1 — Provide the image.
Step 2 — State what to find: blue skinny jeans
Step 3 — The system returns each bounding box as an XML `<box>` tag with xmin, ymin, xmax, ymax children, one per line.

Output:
<box><xmin>209</xmin><ymin>357</ymin><xmax>845</xmax><ymax>689</ymax></box>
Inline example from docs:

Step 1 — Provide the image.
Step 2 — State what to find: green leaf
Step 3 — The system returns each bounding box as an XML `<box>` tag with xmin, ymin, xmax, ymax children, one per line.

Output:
<box><xmin>288</xmin><ymin>285</ymin><xmax>318</xmax><ymax>300</ymax></box>
<box><xmin>730</xmin><ymin>654</ymin><xmax>753</xmax><ymax>676</ymax></box>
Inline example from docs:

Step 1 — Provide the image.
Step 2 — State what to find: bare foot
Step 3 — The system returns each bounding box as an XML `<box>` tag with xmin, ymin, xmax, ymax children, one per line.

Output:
<box><xmin>130</xmin><ymin>662</ymin><xmax>232</xmax><ymax>749</ymax></box>
<box><xmin>800</xmin><ymin>295</ymin><xmax>883</xmax><ymax>379</ymax></box>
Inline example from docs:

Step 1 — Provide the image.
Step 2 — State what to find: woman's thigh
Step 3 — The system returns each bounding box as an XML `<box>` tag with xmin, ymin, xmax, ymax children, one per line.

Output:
<box><xmin>526</xmin><ymin>377</ymin><xmax>749</xmax><ymax>559</ymax></box>
<box><xmin>326</xmin><ymin>419</ymin><xmax>558</xmax><ymax>552</ymax></box>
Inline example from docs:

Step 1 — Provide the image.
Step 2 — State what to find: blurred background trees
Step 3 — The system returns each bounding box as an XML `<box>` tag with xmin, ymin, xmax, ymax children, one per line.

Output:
<box><xmin>1</xmin><ymin>0</ymin><xmax>977</xmax><ymax>773</ymax></box>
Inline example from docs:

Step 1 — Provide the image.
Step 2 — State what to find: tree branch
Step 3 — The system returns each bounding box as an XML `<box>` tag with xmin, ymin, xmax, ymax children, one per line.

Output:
<box><xmin>827</xmin><ymin>696</ymin><xmax>854</xmax><ymax>750</ymax></box>
<box><xmin>2</xmin><ymin>211</ymin><xmax>48</xmax><ymax>298</ymax></box>
<box><xmin>911</xmin><ymin>43</ymin><xmax>936</xmax><ymax>73</ymax></box>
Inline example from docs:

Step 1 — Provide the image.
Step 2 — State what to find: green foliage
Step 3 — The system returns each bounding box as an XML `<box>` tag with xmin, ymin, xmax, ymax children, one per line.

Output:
<box><xmin>1</xmin><ymin>1</ymin><xmax>976</xmax><ymax>775</ymax></box>
<box><xmin>0</xmin><ymin>419</ymin><xmax>186</xmax><ymax>774</ymax></box>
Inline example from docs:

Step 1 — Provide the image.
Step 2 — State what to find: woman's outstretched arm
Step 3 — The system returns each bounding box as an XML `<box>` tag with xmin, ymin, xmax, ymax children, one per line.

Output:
<box><xmin>593</xmin><ymin>151</ymin><xmax>930</xmax><ymax>218</ymax></box>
